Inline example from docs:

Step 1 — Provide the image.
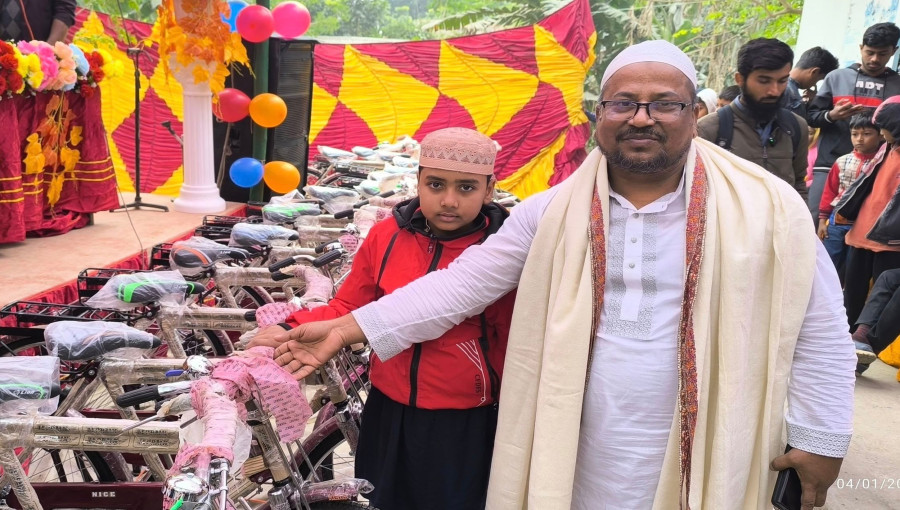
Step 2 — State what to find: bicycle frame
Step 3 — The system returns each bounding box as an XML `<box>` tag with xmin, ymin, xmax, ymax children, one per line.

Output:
<box><xmin>0</xmin><ymin>415</ymin><xmax>180</xmax><ymax>510</ymax></box>
<box><xmin>210</xmin><ymin>265</ymin><xmax>305</xmax><ymax>309</ymax></box>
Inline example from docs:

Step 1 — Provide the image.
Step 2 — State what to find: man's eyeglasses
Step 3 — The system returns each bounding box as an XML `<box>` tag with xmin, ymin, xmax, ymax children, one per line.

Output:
<box><xmin>599</xmin><ymin>100</ymin><xmax>693</xmax><ymax>121</ymax></box>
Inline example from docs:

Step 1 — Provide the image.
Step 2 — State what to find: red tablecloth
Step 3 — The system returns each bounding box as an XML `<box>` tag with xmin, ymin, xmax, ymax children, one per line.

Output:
<box><xmin>0</xmin><ymin>89</ymin><xmax>117</xmax><ymax>244</ymax></box>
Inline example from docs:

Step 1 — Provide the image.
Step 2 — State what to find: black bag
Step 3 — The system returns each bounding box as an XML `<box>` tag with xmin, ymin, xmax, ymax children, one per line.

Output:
<box><xmin>715</xmin><ymin>104</ymin><xmax>801</xmax><ymax>153</ymax></box>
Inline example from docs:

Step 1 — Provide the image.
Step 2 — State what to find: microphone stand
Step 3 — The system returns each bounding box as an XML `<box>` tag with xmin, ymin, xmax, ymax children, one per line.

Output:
<box><xmin>110</xmin><ymin>47</ymin><xmax>168</xmax><ymax>212</ymax></box>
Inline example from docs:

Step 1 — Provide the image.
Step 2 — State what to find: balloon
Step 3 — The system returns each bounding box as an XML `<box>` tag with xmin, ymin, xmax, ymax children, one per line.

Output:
<box><xmin>229</xmin><ymin>158</ymin><xmax>264</xmax><ymax>188</ymax></box>
<box><xmin>272</xmin><ymin>2</ymin><xmax>312</xmax><ymax>39</ymax></box>
<box><xmin>264</xmin><ymin>161</ymin><xmax>301</xmax><ymax>194</ymax></box>
<box><xmin>220</xmin><ymin>0</ymin><xmax>248</xmax><ymax>32</ymax></box>
<box><xmin>249</xmin><ymin>93</ymin><xmax>288</xmax><ymax>128</ymax></box>
<box><xmin>213</xmin><ymin>88</ymin><xmax>251</xmax><ymax>123</ymax></box>
<box><xmin>236</xmin><ymin>4</ymin><xmax>274</xmax><ymax>43</ymax></box>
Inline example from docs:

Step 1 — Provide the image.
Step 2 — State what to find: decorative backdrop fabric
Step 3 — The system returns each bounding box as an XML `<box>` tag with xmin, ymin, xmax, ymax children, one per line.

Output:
<box><xmin>66</xmin><ymin>0</ymin><xmax>595</xmax><ymax>200</ymax></box>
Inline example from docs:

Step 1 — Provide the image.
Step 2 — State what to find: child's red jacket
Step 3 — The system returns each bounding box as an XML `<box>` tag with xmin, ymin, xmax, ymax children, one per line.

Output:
<box><xmin>286</xmin><ymin>198</ymin><xmax>515</xmax><ymax>410</ymax></box>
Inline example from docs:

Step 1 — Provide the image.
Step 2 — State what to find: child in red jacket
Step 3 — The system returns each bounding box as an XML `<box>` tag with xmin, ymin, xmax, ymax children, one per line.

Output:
<box><xmin>252</xmin><ymin>128</ymin><xmax>515</xmax><ymax>509</ymax></box>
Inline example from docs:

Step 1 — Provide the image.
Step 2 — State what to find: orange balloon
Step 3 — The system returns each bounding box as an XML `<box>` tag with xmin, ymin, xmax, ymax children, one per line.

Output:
<box><xmin>264</xmin><ymin>161</ymin><xmax>301</xmax><ymax>193</ymax></box>
<box><xmin>249</xmin><ymin>93</ymin><xmax>288</xmax><ymax>128</ymax></box>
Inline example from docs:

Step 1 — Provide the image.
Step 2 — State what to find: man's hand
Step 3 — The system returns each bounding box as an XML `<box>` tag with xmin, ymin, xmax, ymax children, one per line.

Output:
<box><xmin>273</xmin><ymin>315</ymin><xmax>366</xmax><ymax>380</ymax></box>
<box><xmin>770</xmin><ymin>448</ymin><xmax>843</xmax><ymax>510</ymax></box>
<box><xmin>247</xmin><ymin>324</ymin><xmax>292</xmax><ymax>349</ymax></box>
<box><xmin>829</xmin><ymin>99</ymin><xmax>867</xmax><ymax>121</ymax></box>
<box><xmin>817</xmin><ymin>219</ymin><xmax>828</xmax><ymax>240</ymax></box>
<box><xmin>802</xmin><ymin>87</ymin><xmax>817</xmax><ymax>103</ymax></box>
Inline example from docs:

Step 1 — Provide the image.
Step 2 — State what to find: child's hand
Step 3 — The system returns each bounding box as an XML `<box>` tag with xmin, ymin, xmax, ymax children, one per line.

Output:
<box><xmin>817</xmin><ymin>219</ymin><xmax>828</xmax><ymax>240</ymax></box>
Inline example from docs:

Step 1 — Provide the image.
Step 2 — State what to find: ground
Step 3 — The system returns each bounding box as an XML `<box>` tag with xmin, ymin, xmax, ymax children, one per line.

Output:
<box><xmin>823</xmin><ymin>359</ymin><xmax>900</xmax><ymax>509</ymax></box>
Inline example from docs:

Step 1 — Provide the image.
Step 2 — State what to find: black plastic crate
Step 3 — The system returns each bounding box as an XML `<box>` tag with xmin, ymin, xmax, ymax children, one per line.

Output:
<box><xmin>150</xmin><ymin>243</ymin><xmax>173</xmax><ymax>270</ymax></box>
<box><xmin>193</xmin><ymin>225</ymin><xmax>233</xmax><ymax>243</ymax></box>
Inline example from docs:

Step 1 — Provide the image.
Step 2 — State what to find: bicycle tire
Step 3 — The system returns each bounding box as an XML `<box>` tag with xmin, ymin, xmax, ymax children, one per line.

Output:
<box><xmin>0</xmin><ymin>338</ymin><xmax>122</xmax><ymax>483</ymax></box>
<box><xmin>297</xmin><ymin>427</ymin><xmax>356</xmax><ymax>483</ymax></box>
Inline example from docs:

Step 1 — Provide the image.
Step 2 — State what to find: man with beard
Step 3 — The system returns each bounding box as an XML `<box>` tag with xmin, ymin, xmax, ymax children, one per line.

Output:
<box><xmin>271</xmin><ymin>40</ymin><xmax>855</xmax><ymax>510</ymax></box>
<box><xmin>697</xmin><ymin>38</ymin><xmax>810</xmax><ymax>201</ymax></box>
<box><xmin>807</xmin><ymin>22</ymin><xmax>900</xmax><ymax>223</ymax></box>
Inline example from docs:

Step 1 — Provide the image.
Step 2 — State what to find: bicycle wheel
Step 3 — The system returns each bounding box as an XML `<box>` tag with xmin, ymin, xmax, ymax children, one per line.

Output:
<box><xmin>298</xmin><ymin>428</ymin><xmax>356</xmax><ymax>483</ymax></box>
<box><xmin>242</xmin><ymin>496</ymin><xmax>375</xmax><ymax>510</ymax></box>
<box><xmin>24</xmin><ymin>448</ymin><xmax>118</xmax><ymax>483</ymax></box>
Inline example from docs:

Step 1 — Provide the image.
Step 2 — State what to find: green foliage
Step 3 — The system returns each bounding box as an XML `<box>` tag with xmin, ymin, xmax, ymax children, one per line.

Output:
<box><xmin>80</xmin><ymin>0</ymin><xmax>161</xmax><ymax>23</ymax></box>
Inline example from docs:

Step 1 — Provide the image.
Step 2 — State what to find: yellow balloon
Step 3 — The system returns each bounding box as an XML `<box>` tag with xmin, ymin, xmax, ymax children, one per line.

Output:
<box><xmin>264</xmin><ymin>161</ymin><xmax>301</xmax><ymax>194</ymax></box>
<box><xmin>249</xmin><ymin>93</ymin><xmax>288</xmax><ymax>128</ymax></box>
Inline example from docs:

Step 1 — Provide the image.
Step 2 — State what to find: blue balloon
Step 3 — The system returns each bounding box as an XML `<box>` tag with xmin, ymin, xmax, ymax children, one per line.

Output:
<box><xmin>229</xmin><ymin>157</ymin><xmax>264</xmax><ymax>188</ymax></box>
<box><xmin>221</xmin><ymin>0</ymin><xmax>249</xmax><ymax>32</ymax></box>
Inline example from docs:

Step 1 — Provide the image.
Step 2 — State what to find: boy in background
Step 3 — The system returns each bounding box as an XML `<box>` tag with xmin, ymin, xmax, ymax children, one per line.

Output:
<box><xmin>819</xmin><ymin>111</ymin><xmax>884</xmax><ymax>280</ymax></box>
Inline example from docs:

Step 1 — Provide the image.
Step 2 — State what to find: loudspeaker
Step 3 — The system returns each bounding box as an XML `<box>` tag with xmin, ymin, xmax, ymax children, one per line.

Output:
<box><xmin>267</xmin><ymin>39</ymin><xmax>317</xmax><ymax>187</ymax></box>
<box><xmin>212</xmin><ymin>38</ymin><xmax>317</xmax><ymax>203</ymax></box>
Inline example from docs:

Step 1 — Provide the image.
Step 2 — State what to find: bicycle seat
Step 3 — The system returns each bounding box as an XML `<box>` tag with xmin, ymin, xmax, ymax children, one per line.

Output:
<box><xmin>0</xmin><ymin>380</ymin><xmax>61</xmax><ymax>404</ymax></box>
<box><xmin>44</xmin><ymin>321</ymin><xmax>162</xmax><ymax>361</ymax></box>
<box><xmin>229</xmin><ymin>223</ymin><xmax>299</xmax><ymax>247</ymax></box>
<box><xmin>0</xmin><ymin>357</ymin><xmax>61</xmax><ymax>404</ymax></box>
<box><xmin>170</xmin><ymin>244</ymin><xmax>250</xmax><ymax>269</ymax></box>
<box><xmin>261</xmin><ymin>203</ymin><xmax>322</xmax><ymax>223</ymax></box>
<box><xmin>115</xmin><ymin>276</ymin><xmax>204</xmax><ymax>304</ymax></box>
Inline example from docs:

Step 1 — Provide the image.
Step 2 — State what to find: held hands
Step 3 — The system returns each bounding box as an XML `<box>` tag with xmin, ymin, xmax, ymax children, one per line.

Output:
<box><xmin>273</xmin><ymin>315</ymin><xmax>366</xmax><ymax>380</ymax></box>
<box><xmin>770</xmin><ymin>448</ymin><xmax>843</xmax><ymax>510</ymax></box>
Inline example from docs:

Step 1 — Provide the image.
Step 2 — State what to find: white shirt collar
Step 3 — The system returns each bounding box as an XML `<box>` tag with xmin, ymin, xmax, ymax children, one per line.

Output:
<box><xmin>608</xmin><ymin>167</ymin><xmax>687</xmax><ymax>214</ymax></box>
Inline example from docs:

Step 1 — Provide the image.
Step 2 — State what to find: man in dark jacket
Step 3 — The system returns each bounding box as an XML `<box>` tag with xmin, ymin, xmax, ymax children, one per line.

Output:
<box><xmin>786</xmin><ymin>46</ymin><xmax>839</xmax><ymax>118</ymax></box>
<box><xmin>698</xmin><ymin>38</ymin><xmax>809</xmax><ymax>200</ymax></box>
<box><xmin>0</xmin><ymin>0</ymin><xmax>77</xmax><ymax>44</ymax></box>
<box><xmin>807</xmin><ymin>22</ymin><xmax>900</xmax><ymax>221</ymax></box>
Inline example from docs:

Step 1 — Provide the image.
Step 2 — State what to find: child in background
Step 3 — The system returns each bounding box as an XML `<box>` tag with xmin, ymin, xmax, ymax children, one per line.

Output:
<box><xmin>251</xmin><ymin>128</ymin><xmax>515</xmax><ymax>509</ymax></box>
<box><xmin>806</xmin><ymin>127</ymin><xmax>820</xmax><ymax>188</ymax></box>
<box><xmin>818</xmin><ymin>111</ymin><xmax>883</xmax><ymax>280</ymax></box>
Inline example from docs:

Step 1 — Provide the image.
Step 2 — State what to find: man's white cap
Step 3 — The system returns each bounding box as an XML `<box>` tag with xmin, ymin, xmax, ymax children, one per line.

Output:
<box><xmin>600</xmin><ymin>40</ymin><xmax>698</xmax><ymax>90</ymax></box>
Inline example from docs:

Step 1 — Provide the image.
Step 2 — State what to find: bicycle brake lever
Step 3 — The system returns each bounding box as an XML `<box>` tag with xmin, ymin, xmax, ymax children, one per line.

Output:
<box><xmin>118</xmin><ymin>413</ymin><xmax>163</xmax><ymax>435</ymax></box>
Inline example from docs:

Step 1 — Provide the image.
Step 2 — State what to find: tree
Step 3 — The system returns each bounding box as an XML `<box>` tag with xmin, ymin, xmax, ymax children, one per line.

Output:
<box><xmin>80</xmin><ymin>0</ymin><xmax>161</xmax><ymax>22</ymax></box>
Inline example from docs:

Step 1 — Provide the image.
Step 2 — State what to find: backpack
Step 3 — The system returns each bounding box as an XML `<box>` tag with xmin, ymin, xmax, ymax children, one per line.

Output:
<box><xmin>715</xmin><ymin>104</ymin><xmax>802</xmax><ymax>155</ymax></box>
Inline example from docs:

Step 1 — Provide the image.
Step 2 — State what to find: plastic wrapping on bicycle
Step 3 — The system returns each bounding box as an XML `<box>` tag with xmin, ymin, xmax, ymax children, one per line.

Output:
<box><xmin>115</xmin><ymin>278</ymin><xmax>204</xmax><ymax>304</ymax></box>
<box><xmin>116</xmin><ymin>380</ymin><xmax>192</xmax><ymax>408</ymax></box>
<box><xmin>44</xmin><ymin>321</ymin><xmax>162</xmax><ymax>361</ymax></box>
<box><xmin>262</xmin><ymin>202</ymin><xmax>323</xmax><ymax>223</ymax></box>
<box><xmin>0</xmin><ymin>380</ymin><xmax>61</xmax><ymax>404</ymax></box>
<box><xmin>170</xmin><ymin>237</ymin><xmax>251</xmax><ymax>269</ymax></box>
<box><xmin>228</xmin><ymin>223</ymin><xmax>299</xmax><ymax>247</ymax></box>
<box><xmin>0</xmin><ymin>356</ymin><xmax>60</xmax><ymax>405</ymax></box>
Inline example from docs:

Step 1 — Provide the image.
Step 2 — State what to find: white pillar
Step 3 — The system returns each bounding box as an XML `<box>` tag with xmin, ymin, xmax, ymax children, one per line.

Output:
<box><xmin>172</xmin><ymin>77</ymin><xmax>226</xmax><ymax>213</ymax></box>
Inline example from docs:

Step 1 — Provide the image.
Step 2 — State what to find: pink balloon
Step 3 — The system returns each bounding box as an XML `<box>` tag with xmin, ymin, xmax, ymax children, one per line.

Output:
<box><xmin>236</xmin><ymin>4</ymin><xmax>274</xmax><ymax>43</ymax></box>
<box><xmin>272</xmin><ymin>2</ymin><xmax>311</xmax><ymax>39</ymax></box>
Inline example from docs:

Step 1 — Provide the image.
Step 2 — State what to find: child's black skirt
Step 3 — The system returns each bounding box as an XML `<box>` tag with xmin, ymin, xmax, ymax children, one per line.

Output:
<box><xmin>355</xmin><ymin>386</ymin><xmax>498</xmax><ymax>510</ymax></box>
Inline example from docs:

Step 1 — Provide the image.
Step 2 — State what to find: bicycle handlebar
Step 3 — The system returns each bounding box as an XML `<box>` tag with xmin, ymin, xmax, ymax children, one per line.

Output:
<box><xmin>313</xmin><ymin>249</ymin><xmax>343</xmax><ymax>268</ymax></box>
<box><xmin>116</xmin><ymin>380</ymin><xmax>192</xmax><ymax>408</ymax></box>
<box><xmin>268</xmin><ymin>256</ymin><xmax>297</xmax><ymax>273</ymax></box>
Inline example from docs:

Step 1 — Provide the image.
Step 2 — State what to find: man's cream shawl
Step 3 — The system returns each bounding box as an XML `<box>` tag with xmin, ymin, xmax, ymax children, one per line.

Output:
<box><xmin>486</xmin><ymin>138</ymin><xmax>817</xmax><ymax>509</ymax></box>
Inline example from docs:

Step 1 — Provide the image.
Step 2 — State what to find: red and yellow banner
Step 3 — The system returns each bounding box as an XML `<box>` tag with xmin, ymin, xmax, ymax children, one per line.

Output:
<box><xmin>310</xmin><ymin>0</ymin><xmax>596</xmax><ymax>197</ymax></box>
<box><xmin>71</xmin><ymin>0</ymin><xmax>595</xmax><ymax>199</ymax></box>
